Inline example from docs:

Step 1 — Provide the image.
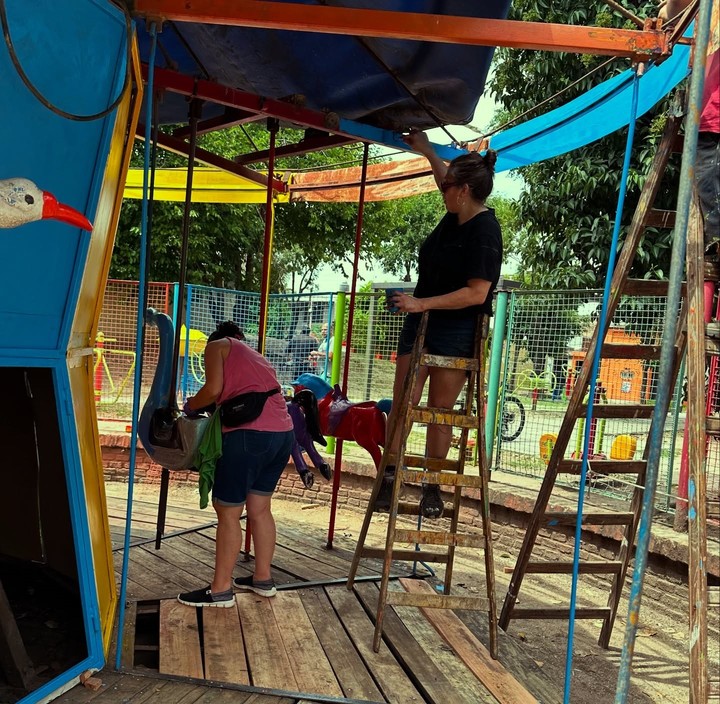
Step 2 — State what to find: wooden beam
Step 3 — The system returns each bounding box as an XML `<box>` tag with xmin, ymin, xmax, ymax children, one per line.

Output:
<box><xmin>685</xmin><ymin>193</ymin><xmax>709</xmax><ymax>703</ymax></box>
<box><xmin>400</xmin><ymin>579</ymin><xmax>538</xmax><ymax>704</ymax></box>
<box><xmin>135</xmin><ymin>1</ymin><xmax>670</xmax><ymax>59</ymax></box>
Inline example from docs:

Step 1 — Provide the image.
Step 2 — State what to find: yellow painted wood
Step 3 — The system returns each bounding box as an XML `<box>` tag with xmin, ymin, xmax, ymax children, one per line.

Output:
<box><xmin>69</xmin><ymin>38</ymin><xmax>144</xmax><ymax>654</ymax></box>
<box><xmin>124</xmin><ymin>167</ymin><xmax>291</xmax><ymax>203</ymax></box>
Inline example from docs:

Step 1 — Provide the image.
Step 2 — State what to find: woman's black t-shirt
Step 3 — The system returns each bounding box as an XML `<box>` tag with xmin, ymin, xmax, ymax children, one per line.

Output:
<box><xmin>413</xmin><ymin>209</ymin><xmax>502</xmax><ymax>320</ymax></box>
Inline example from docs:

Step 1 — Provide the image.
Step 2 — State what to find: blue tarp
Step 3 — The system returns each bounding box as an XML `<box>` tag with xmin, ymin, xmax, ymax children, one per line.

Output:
<box><xmin>492</xmin><ymin>38</ymin><xmax>691</xmax><ymax>172</ymax></box>
<box><xmin>136</xmin><ymin>1</ymin><xmax>511</xmax><ymax>130</ymax></box>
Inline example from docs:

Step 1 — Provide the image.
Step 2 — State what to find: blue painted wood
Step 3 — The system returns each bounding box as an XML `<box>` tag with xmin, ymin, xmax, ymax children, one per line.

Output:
<box><xmin>0</xmin><ymin>0</ymin><xmax>126</xmax><ymax>350</ymax></box>
<box><xmin>0</xmin><ymin>2</ymin><xmax>128</xmax><ymax>702</ymax></box>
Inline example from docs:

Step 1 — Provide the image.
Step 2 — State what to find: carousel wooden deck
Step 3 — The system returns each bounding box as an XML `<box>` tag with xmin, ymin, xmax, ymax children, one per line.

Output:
<box><xmin>56</xmin><ymin>495</ymin><xmax>561</xmax><ymax>704</ymax></box>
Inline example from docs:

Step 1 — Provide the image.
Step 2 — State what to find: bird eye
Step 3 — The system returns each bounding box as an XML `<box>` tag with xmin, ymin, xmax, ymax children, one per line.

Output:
<box><xmin>24</xmin><ymin>194</ymin><xmax>34</xmax><ymax>205</ymax></box>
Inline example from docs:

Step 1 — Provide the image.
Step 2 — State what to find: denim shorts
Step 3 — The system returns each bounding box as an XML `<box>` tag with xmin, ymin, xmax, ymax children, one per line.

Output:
<box><xmin>212</xmin><ymin>429</ymin><xmax>294</xmax><ymax>506</ymax></box>
<box><xmin>396</xmin><ymin>313</ymin><xmax>477</xmax><ymax>358</ymax></box>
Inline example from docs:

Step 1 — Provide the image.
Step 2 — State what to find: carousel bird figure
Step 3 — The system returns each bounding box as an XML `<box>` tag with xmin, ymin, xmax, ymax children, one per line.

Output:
<box><xmin>0</xmin><ymin>177</ymin><xmax>93</xmax><ymax>230</ymax></box>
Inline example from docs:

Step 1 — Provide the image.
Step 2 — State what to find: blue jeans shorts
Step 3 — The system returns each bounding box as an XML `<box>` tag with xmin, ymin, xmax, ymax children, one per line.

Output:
<box><xmin>212</xmin><ymin>429</ymin><xmax>294</xmax><ymax>507</ymax></box>
<box><xmin>397</xmin><ymin>313</ymin><xmax>477</xmax><ymax>358</ymax></box>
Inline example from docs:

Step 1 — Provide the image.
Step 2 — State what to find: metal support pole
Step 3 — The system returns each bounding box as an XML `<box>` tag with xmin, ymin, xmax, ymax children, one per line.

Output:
<box><xmin>115</xmin><ymin>21</ymin><xmax>155</xmax><ymax>670</ymax></box>
<box><xmin>327</xmin><ymin>144</ymin><xmax>370</xmax><ymax>549</ymax></box>
<box><xmin>257</xmin><ymin>117</ymin><xmax>279</xmax><ymax>354</ymax></box>
<box><xmin>486</xmin><ymin>288</ymin><xmax>509</xmax><ymax>463</ymax></box>
<box><xmin>169</xmin><ymin>98</ymin><xmax>202</xmax><ymax>399</ymax></box>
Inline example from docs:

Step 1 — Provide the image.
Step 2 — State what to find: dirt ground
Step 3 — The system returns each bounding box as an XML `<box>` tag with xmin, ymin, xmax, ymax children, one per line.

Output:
<box><xmin>120</xmin><ymin>481</ymin><xmax>707</xmax><ymax>704</ymax></box>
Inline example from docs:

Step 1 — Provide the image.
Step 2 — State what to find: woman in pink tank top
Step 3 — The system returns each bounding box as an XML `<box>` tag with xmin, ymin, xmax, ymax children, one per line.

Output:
<box><xmin>178</xmin><ymin>322</ymin><xmax>294</xmax><ymax>608</ymax></box>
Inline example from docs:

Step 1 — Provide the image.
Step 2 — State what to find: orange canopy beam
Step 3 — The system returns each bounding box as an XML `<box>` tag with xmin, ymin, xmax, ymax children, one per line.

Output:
<box><xmin>136</xmin><ymin>0</ymin><xmax>670</xmax><ymax>60</ymax></box>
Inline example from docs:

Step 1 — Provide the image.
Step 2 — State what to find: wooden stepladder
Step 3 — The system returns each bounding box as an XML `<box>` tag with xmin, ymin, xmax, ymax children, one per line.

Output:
<box><xmin>347</xmin><ymin>311</ymin><xmax>498</xmax><ymax>655</ymax></box>
<box><xmin>498</xmin><ymin>112</ymin><xmax>689</xmax><ymax>647</ymax></box>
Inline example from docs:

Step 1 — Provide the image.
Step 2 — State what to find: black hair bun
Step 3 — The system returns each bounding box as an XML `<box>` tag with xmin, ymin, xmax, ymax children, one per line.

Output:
<box><xmin>483</xmin><ymin>149</ymin><xmax>498</xmax><ymax>172</ymax></box>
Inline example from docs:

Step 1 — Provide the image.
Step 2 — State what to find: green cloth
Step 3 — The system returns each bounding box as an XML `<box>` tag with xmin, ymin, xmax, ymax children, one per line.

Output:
<box><xmin>194</xmin><ymin>411</ymin><xmax>223</xmax><ymax>509</ymax></box>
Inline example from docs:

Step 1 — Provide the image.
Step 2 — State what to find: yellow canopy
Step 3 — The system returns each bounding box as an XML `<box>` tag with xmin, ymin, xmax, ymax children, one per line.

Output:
<box><xmin>124</xmin><ymin>167</ymin><xmax>291</xmax><ymax>204</ymax></box>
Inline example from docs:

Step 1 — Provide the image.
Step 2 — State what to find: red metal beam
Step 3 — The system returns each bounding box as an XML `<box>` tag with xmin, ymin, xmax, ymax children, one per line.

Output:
<box><xmin>144</xmin><ymin>65</ymin><xmax>350</xmax><ymax>138</ymax></box>
<box><xmin>136</xmin><ymin>123</ymin><xmax>288</xmax><ymax>192</ymax></box>
<box><xmin>135</xmin><ymin>0</ymin><xmax>670</xmax><ymax>59</ymax></box>
<box><xmin>173</xmin><ymin>108</ymin><xmax>263</xmax><ymax>138</ymax></box>
<box><xmin>234</xmin><ymin>134</ymin><xmax>356</xmax><ymax>165</ymax></box>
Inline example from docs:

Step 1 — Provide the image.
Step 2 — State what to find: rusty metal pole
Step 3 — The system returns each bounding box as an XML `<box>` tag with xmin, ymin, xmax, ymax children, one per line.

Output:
<box><xmin>327</xmin><ymin>142</ymin><xmax>370</xmax><ymax>549</ymax></box>
<box><xmin>257</xmin><ymin>117</ymin><xmax>279</xmax><ymax>355</ymax></box>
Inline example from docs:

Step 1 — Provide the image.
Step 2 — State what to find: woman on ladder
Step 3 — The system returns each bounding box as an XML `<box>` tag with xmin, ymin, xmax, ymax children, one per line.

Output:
<box><xmin>379</xmin><ymin>129</ymin><xmax>503</xmax><ymax>518</ymax></box>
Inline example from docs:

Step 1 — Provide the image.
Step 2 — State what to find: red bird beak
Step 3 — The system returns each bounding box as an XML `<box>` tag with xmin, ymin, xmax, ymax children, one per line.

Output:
<box><xmin>42</xmin><ymin>191</ymin><xmax>93</xmax><ymax>231</ymax></box>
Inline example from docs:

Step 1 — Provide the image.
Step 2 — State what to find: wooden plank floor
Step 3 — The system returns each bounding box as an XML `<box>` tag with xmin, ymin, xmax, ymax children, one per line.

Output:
<box><xmin>73</xmin><ymin>494</ymin><xmax>561</xmax><ymax>704</ymax></box>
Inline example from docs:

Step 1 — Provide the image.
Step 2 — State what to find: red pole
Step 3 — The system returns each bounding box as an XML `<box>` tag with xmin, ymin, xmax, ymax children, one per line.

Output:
<box><xmin>327</xmin><ymin>143</ymin><xmax>369</xmax><ymax>549</ymax></box>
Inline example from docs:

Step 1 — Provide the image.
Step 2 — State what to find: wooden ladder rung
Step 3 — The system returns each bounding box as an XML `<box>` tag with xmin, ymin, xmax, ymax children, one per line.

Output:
<box><xmin>399</xmin><ymin>469</ymin><xmax>482</xmax><ymax>489</ymax></box>
<box><xmin>359</xmin><ymin>547</ymin><xmax>449</xmax><ymax>563</ymax></box>
<box><xmin>511</xmin><ymin>607</ymin><xmax>612</xmax><ymax>620</ymax></box>
<box><xmin>394</xmin><ymin>529</ymin><xmax>484</xmax><ymax>549</ymax></box>
<box><xmin>421</xmin><ymin>353</ymin><xmax>479</xmax><ymax>371</ymax></box>
<box><xmin>645</xmin><ymin>208</ymin><xmax>676</xmax><ymax>229</ymax></box>
<box><xmin>706</xmin><ymin>499</ymin><xmax>720</xmax><ymax>518</ymax></box>
<box><xmin>404</xmin><ymin>455</ymin><xmax>463</xmax><ymax>472</ymax></box>
<box><xmin>387</xmin><ymin>591</ymin><xmax>489</xmax><ymax>611</ymax></box>
<box><xmin>622</xmin><ymin>279</ymin><xmax>686</xmax><ymax>296</ymax></box>
<box><xmin>543</xmin><ymin>512</ymin><xmax>635</xmax><ymax>526</ymax></box>
<box><xmin>707</xmin><ymin>586</ymin><xmax>720</xmax><ymax>606</ymax></box>
<box><xmin>576</xmin><ymin>404</ymin><xmax>655</xmax><ymax>419</ymax></box>
<box><xmin>411</xmin><ymin>407</ymin><xmax>479</xmax><ymax>429</ymax></box>
<box><xmin>525</xmin><ymin>561</ymin><xmax>623</xmax><ymax>574</ymax></box>
<box><xmin>601</xmin><ymin>343</ymin><xmax>663</xmax><ymax>360</ymax></box>
<box><xmin>556</xmin><ymin>459</ymin><xmax>646</xmax><ymax>475</ymax></box>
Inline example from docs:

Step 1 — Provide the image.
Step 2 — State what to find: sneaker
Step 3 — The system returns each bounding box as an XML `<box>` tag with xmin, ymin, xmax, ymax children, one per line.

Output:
<box><xmin>373</xmin><ymin>466</ymin><xmax>396</xmax><ymax>511</ymax></box>
<box><xmin>177</xmin><ymin>586</ymin><xmax>235</xmax><ymax>608</ymax></box>
<box><xmin>420</xmin><ymin>484</ymin><xmax>444</xmax><ymax>519</ymax></box>
<box><xmin>233</xmin><ymin>574</ymin><xmax>277</xmax><ymax>598</ymax></box>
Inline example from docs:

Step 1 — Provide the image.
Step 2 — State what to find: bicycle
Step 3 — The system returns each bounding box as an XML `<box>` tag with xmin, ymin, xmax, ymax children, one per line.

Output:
<box><xmin>454</xmin><ymin>384</ymin><xmax>526</xmax><ymax>443</ymax></box>
<box><xmin>498</xmin><ymin>392</ymin><xmax>525</xmax><ymax>442</ymax></box>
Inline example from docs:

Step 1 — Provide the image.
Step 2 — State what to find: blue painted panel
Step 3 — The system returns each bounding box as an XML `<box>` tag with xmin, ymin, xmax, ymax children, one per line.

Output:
<box><xmin>0</xmin><ymin>0</ymin><xmax>127</xmax><ymax>351</ymax></box>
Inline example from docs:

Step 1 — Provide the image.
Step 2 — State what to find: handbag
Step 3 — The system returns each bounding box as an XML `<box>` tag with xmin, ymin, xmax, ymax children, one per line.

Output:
<box><xmin>220</xmin><ymin>388</ymin><xmax>280</xmax><ymax>426</ymax></box>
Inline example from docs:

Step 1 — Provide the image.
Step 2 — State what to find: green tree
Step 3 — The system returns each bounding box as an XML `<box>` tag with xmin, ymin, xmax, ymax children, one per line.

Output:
<box><xmin>112</xmin><ymin>123</ymin><xmax>445</xmax><ymax>292</ymax></box>
<box><xmin>488</xmin><ymin>0</ymin><xmax>680</xmax><ymax>289</ymax></box>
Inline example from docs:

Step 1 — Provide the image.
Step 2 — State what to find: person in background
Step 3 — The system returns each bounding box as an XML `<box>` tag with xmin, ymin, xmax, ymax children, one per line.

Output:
<box><xmin>661</xmin><ymin>0</ymin><xmax>719</xmax><ymax>251</ymax></box>
<box><xmin>177</xmin><ymin>321</ymin><xmax>293</xmax><ymax>607</ymax></box>
<box><xmin>288</xmin><ymin>325</ymin><xmax>318</xmax><ymax>378</ymax></box>
<box><xmin>311</xmin><ymin>322</ymin><xmax>335</xmax><ymax>376</ymax></box>
<box><xmin>379</xmin><ymin>129</ymin><xmax>502</xmax><ymax>518</ymax></box>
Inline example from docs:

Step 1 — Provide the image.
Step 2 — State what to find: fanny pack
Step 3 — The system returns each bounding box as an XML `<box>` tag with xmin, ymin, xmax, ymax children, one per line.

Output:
<box><xmin>220</xmin><ymin>388</ymin><xmax>280</xmax><ymax>426</ymax></box>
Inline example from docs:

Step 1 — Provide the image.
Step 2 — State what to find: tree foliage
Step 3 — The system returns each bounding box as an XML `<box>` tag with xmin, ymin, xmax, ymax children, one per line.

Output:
<box><xmin>488</xmin><ymin>0</ymin><xmax>681</xmax><ymax>289</ymax></box>
<box><xmin>112</xmin><ymin>123</ymin><xmax>450</xmax><ymax>292</ymax></box>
